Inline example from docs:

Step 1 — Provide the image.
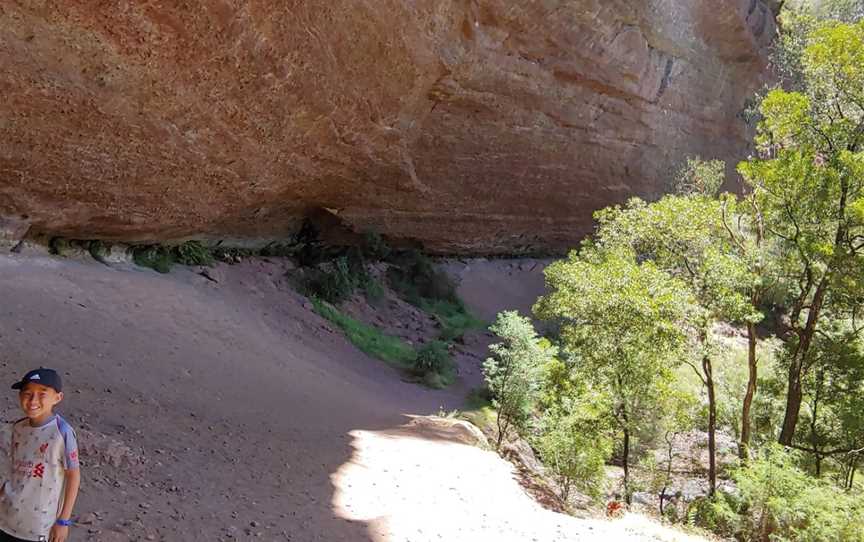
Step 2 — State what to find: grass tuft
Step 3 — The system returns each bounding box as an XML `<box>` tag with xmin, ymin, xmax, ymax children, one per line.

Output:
<box><xmin>420</xmin><ymin>298</ymin><xmax>486</xmax><ymax>342</ymax></box>
<box><xmin>311</xmin><ymin>298</ymin><xmax>416</xmax><ymax>369</ymax></box>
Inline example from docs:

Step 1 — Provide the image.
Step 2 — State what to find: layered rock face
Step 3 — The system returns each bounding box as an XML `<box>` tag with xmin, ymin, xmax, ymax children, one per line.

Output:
<box><xmin>0</xmin><ymin>1</ymin><xmax>775</xmax><ymax>253</ymax></box>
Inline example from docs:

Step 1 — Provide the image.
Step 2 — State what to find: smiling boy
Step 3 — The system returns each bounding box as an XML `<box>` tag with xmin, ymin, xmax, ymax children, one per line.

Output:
<box><xmin>0</xmin><ymin>369</ymin><xmax>81</xmax><ymax>542</ymax></box>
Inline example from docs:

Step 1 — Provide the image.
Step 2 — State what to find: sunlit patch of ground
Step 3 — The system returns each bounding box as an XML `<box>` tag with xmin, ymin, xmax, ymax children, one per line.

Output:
<box><xmin>331</xmin><ymin>417</ymin><xmax>710</xmax><ymax>542</ymax></box>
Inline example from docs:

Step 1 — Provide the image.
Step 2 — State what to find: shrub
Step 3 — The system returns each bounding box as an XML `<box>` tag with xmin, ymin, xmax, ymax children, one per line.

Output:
<box><xmin>259</xmin><ymin>241</ymin><xmax>299</xmax><ymax>258</ymax></box>
<box><xmin>695</xmin><ymin>444</ymin><xmax>864</xmax><ymax>542</ymax></box>
<box><xmin>362</xmin><ymin>231</ymin><xmax>391</xmax><ymax>261</ymax></box>
<box><xmin>132</xmin><ymin>241</ymin><xmax>215</xmax><ymax>272</ymax></box>
<box><xmin>49</xmin><ymin>237</ymin><xmax>72</xmax><ymax>256</ymax></box>
<box><xmin>413</xmin><ymin>340</ymin><xmax>453</xmax><ymax>382</ymax></box>
<box><xmin>86</xmin><ymin>240</ymin><xmax>109</xmax><ymax>263</ymax></box>
<box><xmin>303</xmin><ymin>256</ymin><xmax>359</xmax><ymax>304</ymax></box>
<box><xmin>420</xmin><ymin>298</ymin><xmax>485</xmax><ymax>342</ymax></box>
<box><xmin>535</xmin><ymin>404</ymin><xmax>612</xmax><ymax>501</ymax></box>
<box><xmin>484</xmin><ymin>311</ymin><xmax>555</xmax><ymax>448</ymax></box>
<box><xmin>174</xmin><ymin>241</ymin><xmax>214</xmax><ymax>266</ymax></box>
<box><xmin>387</xmin><ymin>250</ymin><xmax>457</xmax><ymax>304</ymax></box>
<box><xmin>132</xmin><ymin>245</ymin><xmax>174</xmax><ymax>273</ymax></box>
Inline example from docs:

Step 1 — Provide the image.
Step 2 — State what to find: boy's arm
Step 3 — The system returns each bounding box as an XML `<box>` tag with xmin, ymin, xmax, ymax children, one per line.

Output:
<box><xmin>49</xmin><ymin>469</ymin><xmax>80</xmax><ymax>542</ymax></box>
<box><xmin>57</xmin><ymin>468</ymin><xmax>81</xmax><ymax>521</ymax></box>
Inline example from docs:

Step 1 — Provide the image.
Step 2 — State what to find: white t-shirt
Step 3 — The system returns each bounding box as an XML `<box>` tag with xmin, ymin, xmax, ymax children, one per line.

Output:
<box><xmin>0</xmin><ymin>415</ymin><xmax>79</xmax><ymax>541</ymax></box>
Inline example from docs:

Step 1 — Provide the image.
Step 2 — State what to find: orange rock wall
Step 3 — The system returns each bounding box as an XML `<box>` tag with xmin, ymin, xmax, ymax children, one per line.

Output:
<box><xmin>0</xmin><ymin>1</ymin><xmax>776</xmax><ymax>253</ymax></box>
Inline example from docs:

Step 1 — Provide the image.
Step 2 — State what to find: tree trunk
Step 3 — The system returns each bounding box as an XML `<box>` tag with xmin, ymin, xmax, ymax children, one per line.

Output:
<box><xmin>779</xmin><ymin>280</ymin><xmax>827</xmax><ymax>445</ymax></box>
<box><xmin>660</xmin><ymin>431</ymin><xmax>674</xmax><ymax>515</ymax></box>
<box><xmin>809</xmin><ymin>370</ymin><xmax>823</xmax><ymax>478</ymax></box>
<box><xmin>496</xmin><ymin>410</ymin><xmax>509</xmax><ymax>450</ymax></box>
<box><xmin>623</xmin><ymin>423</ymin><xmax>631</xmax><ymax>504</ymax></box>
<box><xmin>740</xmin><ymin>321</ymin><xmax>759</xmax><ymax>460</ymax></box>
<box><xmin>703</xmin><ymin>354</ymin><xmax>717</xmax><ymax>496</ymax></box>
<box><xmin>779</xmin><ymin>373</ymin><xmax>804</xmax><ymax>446</ymax></box>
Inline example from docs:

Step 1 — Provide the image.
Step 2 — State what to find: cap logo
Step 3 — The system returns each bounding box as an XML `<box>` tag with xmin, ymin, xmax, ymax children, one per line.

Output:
<box><xmin>30</xmin><ymin>374</ymin><xmax>41</xmax><ymax>380</ymax></box>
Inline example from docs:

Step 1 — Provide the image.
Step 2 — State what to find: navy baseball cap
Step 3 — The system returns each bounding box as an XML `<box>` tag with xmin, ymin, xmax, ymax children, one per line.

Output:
<box><xmin>11</xmin><ymin>368</ymin><xmax>62</xmax><ymax>393</ymax></box>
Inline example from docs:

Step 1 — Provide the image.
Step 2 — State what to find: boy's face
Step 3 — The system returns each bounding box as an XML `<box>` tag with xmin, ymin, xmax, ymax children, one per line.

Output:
<box><xmin>18</xmin><ymin>382</ymin><xmax>63</xmax><ymax>421</ymax></box>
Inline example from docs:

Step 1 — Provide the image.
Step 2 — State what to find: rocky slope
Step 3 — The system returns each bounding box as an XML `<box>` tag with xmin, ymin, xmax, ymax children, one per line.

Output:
<box><xmin>0</xmin><ymin>1</ymin><xmax>777</xmax><ymax>253</ymax></box>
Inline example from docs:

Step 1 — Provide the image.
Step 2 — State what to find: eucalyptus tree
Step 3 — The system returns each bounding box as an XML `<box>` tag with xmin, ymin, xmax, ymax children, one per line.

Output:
<box><xmin>593</xmin><ymin>189</ymin><xmax>760</xmax><ymax>494</ymax></box>
<box><xmin>534</xmin><ymin>248</ymin><xmax>691</xmax><ymax>502</ymax></box>
<box><xmin>738</xmin><ymin>19</ymin><xmax>864</xmax><ymax>445</ymax></box>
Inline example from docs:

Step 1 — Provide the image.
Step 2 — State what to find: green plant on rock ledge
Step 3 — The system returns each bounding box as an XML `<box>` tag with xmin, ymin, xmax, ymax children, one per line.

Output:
<box><xmin>132</xmin><ymin>241</ymin><xmax>215</xmax><ymax>273</ymax></box>
<box><xmin>132</xmin><ymin>245</ymin><xmax>175</xmax><ymax>273</ymax></box>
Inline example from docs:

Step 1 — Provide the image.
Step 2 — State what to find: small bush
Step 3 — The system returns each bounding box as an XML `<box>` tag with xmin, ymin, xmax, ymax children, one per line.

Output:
<box><xmin>694</xmin><ymin>444</ymin><xmax>864</xmax><ymax>542</ymax></box>
<box><xmin>211</xmin><ymin>246</ymin><xmax>254</xmax><ymax>263</ymax></box>
<box><xmin>49</xmin><ymin>237</ymin><xmax>72</xmax><ymax>256</ymax></box>
<box><xmin>174</xmin><ymin>241</ymin><xmax>214</xmax><ymax>266</ymax></box>
<box><xmin>414</xmin><ymin>340</ymin><xmax>453</xmax><ymax>378</ymax></box>
<box><xmin>420</xmin><ymin>298</ymin><xmax>485</xmax><ymax>342</ymax></box>
<box><xmin>132</xmin><ymin>241</ymin><xmax>215</xmax><ymax>272</ymax></box>
<box><xmin>303</xmin><ymin>256</ymin><xmax>358</xmax><ymax>304</ymax></box>
<box><xmin>535</xmin><ymin>405</ymin><xmax>612</xmax><ymax>501</ymax></box>
<box><xmin>132</xmin><ymin>245</ymin><xmax>175</xmax><ymax>273</ymax></box>
<box><xmin>362</xmin><ymin>231</ymin><xmax>391</xmax><ymax>261</ymax></box>
<box><xmin>484</xmin><ymin>311</ymin><xmax>554</xmax><ymax>448</ymax></box>
<box><xmin>87</xmin><ymin>240</ymin><xmax>109</xmax><ymax>263</ymax></box>
<box><xmin>387</xmin><ymin>250</ymin><xmax>457</xmax><ymax>305</ymax></box>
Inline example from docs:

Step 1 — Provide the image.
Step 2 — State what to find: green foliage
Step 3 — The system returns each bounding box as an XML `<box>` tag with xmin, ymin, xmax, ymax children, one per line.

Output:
<box><xmin>259</xmin><ymin>241</ymin><xmax>301</xmax><ymax>258</ymax></box>
<box><xmin>310</xmin><ymin>298</ymin><xmax>416</xmax><ymax>369</ymax></box>
<box><xmin>414</xmin><ymin>340</ymin><xmax>455</xmax><ymax>389</ymax></box>
<box><xmin>594</xmin><ymin>195</ymin><xmax>760</xmax><ymax>326</ymax></box>
<box><xmin>86</xmin><ymin>240</ymin><xmax>109</xmax><ymax>263</ymax></box>
<box><xmin>174</xmin><ymin>241</ymin><xmax>214</xmax><ymax>266</ymax></box>
<box><xmin>535</xmin><ymin>246</ymin><xmax>694</xmax><ymax>498</ymax></box>
<box><xmin>738</xmin><ymin>18</ymin><xmax>864</xmax><ymax>445</ymax></box>
<box><xmin>303</xmin><ymin>256</ymin><xmax>359</xmax><ymax>305</ymax></box>
<box><xmin>387</xmin><ymin>250</ymin><xmax>457</xmax><ymax>305</ymax></box>
<box><xmin>675</xmin><ymin>157</ymin><xmax>725</xmax><ymax>196</ymax></box>
<box><xmin>484</xmin><ymin>311</ymin><xmax>554</xmax><ymax>448</ymax></box>
<box><xmin>132</xmin><ymin>245</ymin><xmax>175</xmax><ymax>273</ymax></box>
<box><xmin>211</xmin><ymin>246</ymin><xmax>255</xmax><ymax>263</ymax></box>
<box><xmin>362</xmin><ymin>231</ymin><xmax>391</xmax><ymax>261</ymax></box>
<box><xmin>131</xmin><ymin>241</ymin><xmax>219</xmax><ymax>273</ymax></box>
<box><xmin>534</xmin><ymin>398</ymin><xmax>613</xmax><ymax>501</ymax></box>
<box><xmin>703</xmin><ymin>445</ymin><xmax>864</xmax><ymax>542</ymax></box>
<box><xmin>419</xmin><ymin>298</ymin><xmax>485</xmax><ymax>342</ymax></box>
<box><xmin>48</xmin><ymin>237</ymin><xmax>71</xmax><ymax>256</ymax></box>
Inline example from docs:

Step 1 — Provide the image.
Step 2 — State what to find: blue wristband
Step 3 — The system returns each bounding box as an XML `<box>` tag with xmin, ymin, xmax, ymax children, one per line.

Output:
<box><xmin>56</xmin><ymin>519</ymin><xmax>73</xmax><ymax>527</ymax></box>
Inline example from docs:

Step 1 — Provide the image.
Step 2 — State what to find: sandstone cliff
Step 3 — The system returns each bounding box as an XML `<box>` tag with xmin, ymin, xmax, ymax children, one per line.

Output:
<box><xmin>0</xmin><ymin>1</ymin><xmax>776</xmax><ymax>253</ymax></box>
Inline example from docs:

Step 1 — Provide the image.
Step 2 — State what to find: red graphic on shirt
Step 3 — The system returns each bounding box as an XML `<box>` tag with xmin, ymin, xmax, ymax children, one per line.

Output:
<box><xmin>39</xmin><ymin>443</ymin><xmax>49</xmax><ymax>455</ymax></box>
<box><xmin>32</xmin><ymin>463</ymin><xmax>45</xmax><ymax>478</ymax></box>
<box><xmin>70</xmin><ymin>450</ymin><xmax>78</xmax><ymax>462</ymax></box>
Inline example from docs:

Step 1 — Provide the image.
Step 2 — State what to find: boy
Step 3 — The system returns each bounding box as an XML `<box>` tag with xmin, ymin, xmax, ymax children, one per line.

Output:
<box><xmin>0</xmin><ymin>369</ymin><xmax>80</xmax><ymax>542</ymax></box>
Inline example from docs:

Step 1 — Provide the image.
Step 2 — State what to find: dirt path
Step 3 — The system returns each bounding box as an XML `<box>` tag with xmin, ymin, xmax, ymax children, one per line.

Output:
<box><xmin>0</xmin><ymin>253</ymin><xmax>705</xmax><ymax>541</ymax></box>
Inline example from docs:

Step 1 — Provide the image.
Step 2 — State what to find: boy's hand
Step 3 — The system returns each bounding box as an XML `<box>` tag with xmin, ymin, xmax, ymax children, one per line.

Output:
<box><xmin>49</xmin><ymin>523</ymin><xmax>70</xmax><ymax>542</ymax></box>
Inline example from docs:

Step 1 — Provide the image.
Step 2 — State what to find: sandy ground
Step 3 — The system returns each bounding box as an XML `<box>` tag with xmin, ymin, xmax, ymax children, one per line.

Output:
<box><xmin>0</xmin><ymin>253</ymin><xmax>706</xmax><ymax>541</ymax></box>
